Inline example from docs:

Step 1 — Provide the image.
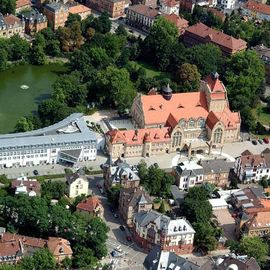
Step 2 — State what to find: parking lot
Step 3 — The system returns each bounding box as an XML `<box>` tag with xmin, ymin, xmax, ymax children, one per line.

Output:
<box><xmin>88</xmin><ymin>175</ymin><xmax>147</xmax><ymax>270</ymax></box>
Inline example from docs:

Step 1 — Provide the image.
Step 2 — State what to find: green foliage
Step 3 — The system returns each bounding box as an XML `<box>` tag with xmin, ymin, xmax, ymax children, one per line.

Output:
<box><xmin>65</xmin><ymin>13</ymin><xmax>81</xmax><ymax>28</ymax></box>
<box><xmin>9</xmin><ymin>35</ymin><xmax>30</xmax><ymax>61</ymax></box>
<box><xmin>91</xmin><ymin>12</ymin><xmax>111</xmax><ymax>34</ymax></box>
<box><xmin>73</xmin><ymin>245</ymin><xmax>97</xmax><ymax>269</ymax></box>
<box><xmin>175</xmin><ymin>63</ymin><xmax>201</xmax><ymax>92</ymax></box>
<box><xmin>0</xmin><ymin>48</ymin><xmax>8</xmax><ymax>71</ymax></box>
<box><xmin>107</xmin><ymin>185</ymin><xmax>121</xmax><ymax>207</ymax></box>
<box><xmin>142</xmin><ymin>16</ymin><xmax>178</xmax><ymax>70</ymax></box>
<box><xmin>158</xmin><ymin>200</ymin><xmax>166</xmax><ymax>214</ymax></box>
<box><xmin>14</xmin><ymin>117</ymin><xmax>34</xmax><ymax>132</ymax></box>
<box><xmin>139</xmin><ymin>163</ymin><xmax>174</xmax><ymax>198</ymax></box>
<box><xmin>0</xmin><ymin>174</ymin><xmax>10</xmax><ymax>185</ymax></box>
<box><xmin>116</xmin><ymin>24</ymin><xmax>128</xmax><ymax>36</ymax></box>
<box><xmin>187</xmin><ymin>43</ymin><xmax>223</xmax><ymax>76</ymax></box>
<box><xmin>0</xmin><ymin>0</ymin><xmax>16</xmax><ymax>14</ymax></box>
<box><xmin>41</xmin><ymin>180</ymin><xmax>67</xmax><ymax>200</ymax></box>
<box><xmin>259</xmin><ymin>176</ymin><xmax>269</xmax><ymax>188</ymax></box>
<box><xmin>227</xmin><ymin>237</ymin><xmax>269</xmax><ymax>266</ymax></box>
<box><xmin>20</xmin><ymin>248</ymin><xmax>57</xmax><ymax>270</ymax></box>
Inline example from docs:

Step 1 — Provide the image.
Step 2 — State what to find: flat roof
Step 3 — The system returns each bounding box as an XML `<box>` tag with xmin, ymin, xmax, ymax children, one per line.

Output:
<box><xmin>237</xmin><ymin>195</ymin><xmax>249</xmax><ymax>201</ymax></box>
<box><xmin>242</xmin><ymin>203</ymin><xmax>254</xmax><ymax>208</ymax></box>
<box><xmin>209</xmin><ymin>198</ymin><xmax>228</xmax><ymax>208</ymax></box>
<box><xmin>0</xmin><ymin>114</ymin><xmax>96</xmax><ymax>150</ymax></box>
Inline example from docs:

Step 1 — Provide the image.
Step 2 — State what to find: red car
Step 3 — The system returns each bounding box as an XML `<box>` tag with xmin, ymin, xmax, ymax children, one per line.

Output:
<box><xmin>264</xmin><ymin>137</ymin><xmax>269</xmax><ymax>144</ymax></box>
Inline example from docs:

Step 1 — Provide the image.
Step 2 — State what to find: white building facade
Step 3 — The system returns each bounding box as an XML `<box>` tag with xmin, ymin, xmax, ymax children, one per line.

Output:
<box><xmin>0</xmin><ymin>114</ymin><xmax>97</xmax><ymax>168</ymax></box>
<box><xmin>159</xmin><ymin>0</ymin><xmax>179</xmax><ymax>15</ymax></box>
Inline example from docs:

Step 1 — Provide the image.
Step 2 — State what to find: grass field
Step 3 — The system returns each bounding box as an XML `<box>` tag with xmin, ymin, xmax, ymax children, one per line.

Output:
<box><xmin>129</xmin><ymin>61</ymin><xmax>170</xmax><ymax>79</ymax></box>
<box><xmin>252</xmin><ymin>104</ymin><xmax>270</xmax><ymax>126</ymax></box>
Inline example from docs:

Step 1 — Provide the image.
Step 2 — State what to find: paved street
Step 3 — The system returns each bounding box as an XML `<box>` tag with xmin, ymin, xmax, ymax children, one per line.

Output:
<box><xmin>88</xmin><ymin>175</ymin><xmax>146</xmax><ymax>270</ymax></box>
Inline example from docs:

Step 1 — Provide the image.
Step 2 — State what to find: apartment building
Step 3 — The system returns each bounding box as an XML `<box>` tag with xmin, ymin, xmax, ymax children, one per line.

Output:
<box><xmin>66</xmin><ymin>169</ymin><xmax>89</xmax><ymax>198</ymax></box>
<box><xmin>76</xmin><ymin>196</ymin><xmax>104</xmax><ymax>218</ymax></box>
<box><xmin>68</xmin><ymin>3</ymin><xmax>91</xmax><ymax>20</ymax></box>
<box><xmin>242</xmin><ymin>0</ymin><xmax>270</xmax><ymax>22</ymax></box>
<box><xmin>163</xmin><ymin>13</ymin><xmax>189</xmax><ymax>35</ymax></box>
<box><xmin>133</xmin><ymin>210</ymin><xmax>195</xmax><ymax>254</ymax></box>
<box><xmin>159</xmin><ymin>0</ymin><xmax>180</xmax><ymax>14</ymax></box>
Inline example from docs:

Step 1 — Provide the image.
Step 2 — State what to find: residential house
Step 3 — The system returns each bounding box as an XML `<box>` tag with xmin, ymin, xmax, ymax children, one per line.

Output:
<box><xmin>173</xmin><ymin>160</ymin><xmax>204</xmax><ymax>190</ymax></box>
<box><xmin>125</xmin><ymin>4</ymin><xmax>160</xmax><ymax>32</ymax></box>
<box><xmin>119</xmin><ymin>186</ymin><xmax>152</xmax><ymax>226</ymax></box>
<box><xmin>66</xmin><ymin>169</ymin><xmax>89</xmax><ymax>198</ymax></box>
<box><xmin>215</xmin><ymin>256</ymin><xmax>260</xmax><ymax>270</ymax></box>
<box><xmin>132</xmin><ymin>0</ymin><xmax>157</xmax><ymax>8</ymax></box>
<box><xmin>0</xmin><ymin>13</ymin><xmax>25</xmax><ymax>38</ymax></box>
<box><xmin>106</xmin><ymin>72</ymin><xmax>241</xmax><ymax>159</ymax></box>
<box><xmin>76</xmin><ymin>196</ymin><xmax>104</xmax><ymax>218</ymax></box>
<box><xmin>182</xmin><ymin>22</ymin><xmax>247</xmax><ymax>56</ymax></box>
<box><xmin>0</xmin><ymin>231</ymin><xmax>72</xmax><ymax>264</ymax></box>
<box><xmin>199</xmin><ymin>158</ymin><xmax>234</xmax><ymax>187</ymax></box>
<box><xmin>159</xmin><ymin>0</ymin><xmax>180</xmax><ymax>14</ymax></box>
<box><xmin>20</xmin><ymin>9</ymin><xmax>47</xmax><ymax>36</ymax></box>
<box><xmin>234</xmin><ymin>149</ymin><xmax>270</xmax><ymax>182</ymax></box>
<box><xmin>11</xmin><ymin>176</ymin><xmax>41</xmax><ymax>196</ymax></box>
<box><xmin>253</xmin><ymin>44</ymin><xmax>270</xmax><ymax>84</ymax></box>
<box><xmin>170</xmin><ymin>185</ymin><xmax>187</xmax><ymax>207</ymax></box>
<box><xmin>143</xmin><ymin>245</ymin><xmax>202</xmax><ymax>270</ymax></box>
<box><xmin>133</xmin><ymin>210</ymin><xmax>195</xmax><ymax>254</ymax></box>
<box><xmin>86</xmin><ymin>0</ymin><xmax>125</xmax><ymax>18</ymax></box>
<box><xmin>231</xmin><ymin>186</ymin><xmax>266</xmax><ymax>210</ymax></box>
<box><xmin>16</xmin><ymin>0</ymin><xmax>31</xmax><ymax>13</ymax></box>
<box><xmin>242</xmin><ymin>0</ymin><xmax>270</xmax><ymax>22</ymax></box>
<box><xmin>68</xmin><ymin>4</ymin><xmax>91</xmax><ymax>20</ymax></box>
<box><xmin>163</xmin><ymin>13</ymin><xmax>188</xmax><ymax>34</ymax></box>
<box><xmin>102</xmin><ymin>156</ymin><xmax>140</xmax><ymax>189</ymax></box>
<box><xmin>43</xmin><ymin>3</ymin><xmax>69</xmax><ymax>31</ymax></box>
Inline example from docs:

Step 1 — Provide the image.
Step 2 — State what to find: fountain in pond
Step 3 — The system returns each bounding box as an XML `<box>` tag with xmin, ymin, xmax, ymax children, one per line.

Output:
<box><xmin>20</xmin><ymin>85</ymin><xmax>29</xmax><ymax>90</ymax></box>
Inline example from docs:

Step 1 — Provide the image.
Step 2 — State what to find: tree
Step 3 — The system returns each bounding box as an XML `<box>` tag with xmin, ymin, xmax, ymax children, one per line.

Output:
<box><xmin>175</xmin><ymin>63</ymin><xmax>201</xmax><ymax>92</ymax></box>
<box><xmin>0</xmin><ymin>174</ymin><xmax>9</xmax><ymax>185</ymax></box>
<box><xmin>193</xmin><ymin>222</ymin><xmax>218</xmax><ymax>252</ymax></box>
<box><xmin>142</xmin><ymin>16</ymin><xmax>178</xmax><ymax>70</ymax></box>
<box><xmin>225</xmin><ymin>51</ymin><xmax>265</xmax><ymax>111</ymax></box>
<box><xmin>14</xmin><ymin>117</ymin><xmax>34</xmax><ymax>132</ymax></box>
<box><xmin>107</xmin><ymin>185</ymin><xmax>121</xmax><ymax>207</ymax></box>
<box><xmin>158</xmin><ymin>200</ymin><xmax>166</xmax><ymax>214</ymax></box>
<box><xmin>227</xmin><ymin>237</ymin><xmax>268</xmax><ymax>266</ymax></box>
<box><xmin>91</xmin><ymin>12</ymin><xmax>111</xmax><ymax>34</ymax></box>
<box><xmin>8</xmin><ymin>35</ymin><xmax>30</xmax><ymax>61</ymax></box>
<box><xmin>41</xmin><ymin>180</ymin><xmax>67</xmax><ymax>200</ymax></box>
<box><xmin>65</xmin><ymin>13</ymin><xmax>81</xmax><ymax>28</ymax></box>
<box><xmin>137</xmin><ymin>160</ymin><xmax>148</xmax><ymax>184</ymax></box>
<box><xmin>94</xmin><ymin>66</ymin><xmax>136</xmax><ymax>112</ymax></box>
<box><xmin>0</xmin><ymin>48</ymin><xmax>8</xmax><ymax>71</ymax></box>
<box><xmin>20</xmin><ymin>248</ymin><xmax>57</xmax><ymax>270</ymax></box>
<box><xmin>115</xmin><ymin>24</ymin><xmax>127</xmax><ymax>36</ymax></box>
<box><xmin>0</xmin><ymin>0</ymin><xmax>16</xmax><ymax>14</ymax></box>
<box><xmin>187</xmin><ymin>43</ymin><xmax>223</xmax><ymax>76</ymax></box>
<box><xmin>73</xmin><ymin>245</ymin><xmax>97</xmax><ymax>269</ymax></box>
<box><xmin>240</xmin><ymin>106</ymin><xmax>256</xmax><ymax>132</ymax></box>
<box><xmin>259</xmin><ymin>176</ymin><xmax>268</xmax><ymax>188</ymax></box>
<box><xmin>85</xmin><ymin>27</ymin><xmax>95</xmax><ymax>41</ymax></box>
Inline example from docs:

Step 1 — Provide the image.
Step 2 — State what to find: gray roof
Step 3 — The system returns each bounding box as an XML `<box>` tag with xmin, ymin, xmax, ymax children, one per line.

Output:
<box><xmin>44</xmin><ymin>3</ymin><xmax>68</xmax><ymax>12</ymax></box>
<box><xmin>144</xmin><ymin>245</ymin><xmax>201</xmax><ymax>270</ymax></box>
<box><xmin>250</xmin><ymin>186</ymin><xmax>265</xmax><ymax>198</ymax></box>
<box><xmin>0</xmin><ymin>114</ymin><xmax>96</xmax><ymax>150</ymax></box>
<box><xmin>199</xmin><ymin>159</ymin><xmax>234</xmax><ymax>174</ymax></box>
<box><xmin>20</xmin><ymin>9</ymin><xmax>47</xmax><ymax>23</ymax></box>
<box><xmin>170</xmin><ymin>185</ymin><xmax>186</xmax><ymax>205</ymax></box>
<box><xmin>120</xmin><ymin>187</ymin><xmax>152</xmax><ymax>207</ymax></box>
<box><xmin>110</xmin><ymin>162</ymin><xmax>140</xmax><ymax>183</ymax></box>
<box><xmin>0</xmin><ymin>13</ymin><xmax>7</xmax><ymax>28</ymax></box>
<box><xmin>66</xmin><ymin>168</ymin><xmax>86</xmax><ymax>185</ymax></box>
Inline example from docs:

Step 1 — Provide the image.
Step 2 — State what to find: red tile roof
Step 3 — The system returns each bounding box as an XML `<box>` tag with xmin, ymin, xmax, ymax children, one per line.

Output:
<box><xmin>184</xmin><ymin>22</ymin><xmax>247</xmax><ymax>51</ymax></box>
<box><xmin>207</xmin><ymin>7</ymin><xmax>225</xmax><ymax>21</ymax></box>
<box><xmin>244</xmin><ymin>0</ymin><xmax>270</xmax><ymax>16</ymax></box>
<box><xmin>107</xmin><ymin>127</ymin><xmax>171</xmax><ymax>145</ymax></box>
<box><xmin>162</xmin><ymin>0</ymin><xmax>178</xmax><ymax>7</ymax></box>
<box><xmin>4</xmin><ymin>14</ymin><xmax>22</xmax><ymax>26</ymax></box>
<box><xmin>47</xmin><ymin>237</ymin><xmax>73</xmax><ymax>257</ymax></box>
<box><xmin>68</xmin><ymin>4</ymin><xmax>91</xmax><ymax>15</ymax></box>
<box><xmin>0</xmin><ymin>239</ymin><xmax>21</xmax><ymax>257</ymax></box>
<box><xmin>127</xmin><ymin>4</ymin><xmax>159</xmax><ymax>18</ymax></box>
<box><xmin>163</xmin><ymin>14</ymin><xmax>188</xmax><ymax>32</ymax></box>
<box><xmin>11</xmin><ymin>180</ymin><xmax>41</xmax><ymax>195</ymax></box>
<box><xmin>76</xmin><ymin>196</ymin><xmax>102</xmax><ymax>212</ymax></box>
<box><xmin>16</xmin><ymin>0</ymin><xmax>31</xmax><ymax>9</ymax></box>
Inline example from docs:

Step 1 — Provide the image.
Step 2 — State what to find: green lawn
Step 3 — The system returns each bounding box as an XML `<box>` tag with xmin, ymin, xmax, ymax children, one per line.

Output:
<box><xmin>129</xmin><ymin>61</ymin><xmax>170</xmax><ymax>79</ymax></box>
<box><xmin>252</xmin><ymin>104</ymin><xmax>270</xmax><ymax>126</ymax></box>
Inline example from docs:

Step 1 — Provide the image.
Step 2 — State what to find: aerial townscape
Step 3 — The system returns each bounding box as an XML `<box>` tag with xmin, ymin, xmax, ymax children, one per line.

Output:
<box><xmin>1</xmin><ymin>0</ymin><xmax>270</xmax><ymax>269</ymax></box>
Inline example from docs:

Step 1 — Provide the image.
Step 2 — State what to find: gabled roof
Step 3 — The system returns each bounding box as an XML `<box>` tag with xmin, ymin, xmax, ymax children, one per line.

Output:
<box><xmin>120</xmin><ymin>187</ymin><xmax>152</xmax><ymax>207</ymax></box>
<box><xmin>184</xmin><ymin>22</ymin><xmax>247</xmax><ymax>51</ymax></box>
<box><xmin>47</xmin><ymin>237</ymin><xmax>73</xmax><ymax>256</ymax></box>
<box><xmin>66</xmin><ymin>168</ymin><xmax>86</xmax><ymax>185</ymax></box>
<box><xmin>16</xmin><ymin>0</ymin><xmax>31</xmax><ymax>9</ymax></box>
<box><xmin>68</xmin><ymin>4</ymin><xmax>91</xmax><ymax>14</ymax></box>
<box><xmin>127</xmin><ymin>4</ymin><xmax>159</xmax><ymax>18</ymax></box>
<box><xmin>76</xmin><ymin>196</ymin><xmax>102</xmax><ymax>213</ymax></box>
<box><xmin>244</xmin><ymin>0</ymin><xmax>270</xmax><ymax>16</ymax></box>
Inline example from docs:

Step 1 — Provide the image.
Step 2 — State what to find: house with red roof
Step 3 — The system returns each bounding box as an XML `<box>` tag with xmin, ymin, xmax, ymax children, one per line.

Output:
<box><xmin>76</xmin><ymin>196</ymin><xmax>104</xmax><ymax>218</ymax></box>
<box><xmin>106</xmin><ymin>72</ymin><xmax>241</xmax><ymax>158</ymax></box>
<box><xmin>163</xmin><ymin>13</ymin><xmax>189</xmax><ymax>35</ymax></box>
<box><xmin>242</xmin><ymin>0</ymin><xmax>270</xmax><ymax>22</ymax></box>
<box><xmin>182</xmin><ymin>22</ymin><xmax>247</xmax><ymax>56</ymax></box>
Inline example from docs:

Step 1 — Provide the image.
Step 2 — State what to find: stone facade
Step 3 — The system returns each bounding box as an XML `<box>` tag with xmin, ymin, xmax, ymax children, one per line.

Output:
<box><xmin>0</xmin><ymin>14</ymin><xmax>25</xmax><ymax>39</ymax></box>
<box><xmin>86</xmin><ymin>0</ymin><xmax>125</xmax><ymax>18</ymax></box>
<box><xmin>106</xmin><ymin>72</ymin><xmax>241</xmax><ymax>159</ymax></box>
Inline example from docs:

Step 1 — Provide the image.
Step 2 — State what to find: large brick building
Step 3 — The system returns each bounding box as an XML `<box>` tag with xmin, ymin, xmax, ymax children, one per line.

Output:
<box><xmin>183</xmin><ymin>22</ymin><xmax>247</xmax><ymax>56</ymax></box>
<box><xmin>86</xmin><ymin>0</ymin><xmax>125</xmax><ymax>18</ymax></box>
<box><xmin>133</xmin><ymin>210</ymin><xmax>195</xmax><ymax>254</ymax></box>
<box><xmin>106</xmin><ymin>72</ymin><xmax>241</xmax><ymax>158</ymax></box>
<box><xmin>43</xmin><ymin>3</ymin><xmax>69</xmax><ymax>31</ymax></box>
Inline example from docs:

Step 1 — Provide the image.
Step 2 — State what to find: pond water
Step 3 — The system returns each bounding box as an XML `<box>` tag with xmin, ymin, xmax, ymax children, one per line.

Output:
<box><xmin>0</xmin><ymin>64</ymin><xmax>67</xmax><ymax>134</ymax></box>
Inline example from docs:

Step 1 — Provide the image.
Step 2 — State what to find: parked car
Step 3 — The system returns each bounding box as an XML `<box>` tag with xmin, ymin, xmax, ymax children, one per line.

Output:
<box><xmin>264</xmin><ymin>137</ymin><xmax>269</xmax><ymax>144</ymax></box>
<box><xmin>33</xmin><ymin>170</ymin><xmax>39</xmax><ymax>176</ymax></box>
<box><xmin>111</xmin><ymin>250</ymin><xmax>123</xmax><ymax>257</ymax></box>
<box><xmin>258</xmin><ymin>139</ymin><xmax>263</xmax><ymax>144</ymax></box>
<box><xmin>119</xmin><ymin>225</ymin><xmax>125</xmax><ymax>231</ymax></box>
<box><xmin>252</xmin><ymin>140</ymin><xmax>258</xmax><ymax>145</ymax></box>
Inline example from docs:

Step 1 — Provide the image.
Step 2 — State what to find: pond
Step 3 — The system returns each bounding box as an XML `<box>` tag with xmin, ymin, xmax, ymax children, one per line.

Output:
<box><xmin>0</xmin><ymin>63</ymin><xmax>67</xmax><ymax>134</ymax></box>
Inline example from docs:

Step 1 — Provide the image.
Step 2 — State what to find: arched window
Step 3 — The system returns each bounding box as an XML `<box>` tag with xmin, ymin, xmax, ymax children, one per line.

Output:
<box><xmin>198</xmin><ymin>118</ymin><xmax>205</xmax><ymax>128</ymax></box>
<box><xmin>172</xmin><ymin>131</ymin><xmax>182</xmax><ymax>147</ymax></box>
<box><xmin>213</xmin><ymin>128</ymin><xmax>223</xmax><ymax>144</ymax></box>
<box><xmin>179</xmin><ymin>119</ymin><xmax>186</xmax><ymax>128</ymax></box>
<box><xmin>189</xmin><ymin>119</ymin><xmax>195</xmax><ymax>128</ymax></box>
